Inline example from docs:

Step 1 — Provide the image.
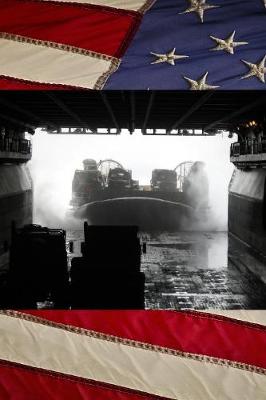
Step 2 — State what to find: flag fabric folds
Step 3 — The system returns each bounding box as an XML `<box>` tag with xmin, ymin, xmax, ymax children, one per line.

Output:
<box><xmin>0</xmin><ymin>309</ymin><xmax>266</xmax><ymax>399</ymax></box>
<box><xmin>0</xmin><ymin>0</ymin><xmax>266</xmax><ymax>90</ymax></box>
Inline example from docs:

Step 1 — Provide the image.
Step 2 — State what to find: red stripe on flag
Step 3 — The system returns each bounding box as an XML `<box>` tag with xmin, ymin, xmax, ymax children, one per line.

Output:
<box><xmin>0</xmin><ymin>360</ymin><xmax>167</xmax><ymax>400</ymax></box>
<box><xmin>23</xmin><ymin>310</ymin><xmax>266</xmax><ymax>370</ymax></box>
<box><xmin>0</xmin><ymin>76</ymin><xmax>84</xmax><ymax>90</ymax></box>
<box><xmin>0</xmin><ymin>0</ymin><xmax>141</xmax><ymax>57</ymax></box>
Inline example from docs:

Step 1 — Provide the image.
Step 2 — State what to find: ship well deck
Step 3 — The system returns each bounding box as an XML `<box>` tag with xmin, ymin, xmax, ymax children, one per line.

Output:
<box><xmin>66</xmin><ymin>229</ymin><xmax>266</xmax><ymax>310</ymax></box>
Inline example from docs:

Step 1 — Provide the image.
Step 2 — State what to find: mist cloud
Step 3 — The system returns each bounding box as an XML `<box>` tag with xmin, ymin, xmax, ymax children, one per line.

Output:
<box><xmin>29</xmin><ymin>129</ymin><xmax>235</xmax><ymax>231</ymax></box>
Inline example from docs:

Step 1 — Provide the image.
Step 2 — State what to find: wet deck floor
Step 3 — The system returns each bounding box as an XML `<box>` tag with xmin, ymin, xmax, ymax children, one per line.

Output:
<box><xmin>67</xmin><ymin>230</ymin><xmax>266</xmax><ymax>310</ymax></box>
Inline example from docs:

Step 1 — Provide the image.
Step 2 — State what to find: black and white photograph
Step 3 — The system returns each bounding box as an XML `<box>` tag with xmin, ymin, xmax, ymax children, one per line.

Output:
<box><xmin>0</xmin><ymin>90</ymin><xmax>266</xmax><ymax>310</ymax></box>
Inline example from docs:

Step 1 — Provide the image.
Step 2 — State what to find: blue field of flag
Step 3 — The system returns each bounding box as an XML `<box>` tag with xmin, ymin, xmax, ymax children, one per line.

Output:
<box><xmin>105</xmin><ymin>0</ymin><xmax>266</xmax><ymax>90</ymax></box>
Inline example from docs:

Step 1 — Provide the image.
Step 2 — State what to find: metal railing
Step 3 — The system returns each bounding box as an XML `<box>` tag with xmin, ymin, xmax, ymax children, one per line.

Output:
<box><xmin>0</xmin><ymin>138</ymin><xmax>32</xmax><ymax>155</ymax></box>
<box><xmin>230</xmin><ymin>137</ymin><xmax>266</xmax><ymax>157</ymax></box>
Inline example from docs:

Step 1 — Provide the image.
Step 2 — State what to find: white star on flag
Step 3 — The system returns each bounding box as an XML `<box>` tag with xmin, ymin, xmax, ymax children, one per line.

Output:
<box><xmin>241</xmin><ymin>55</ymin><xmax>266</xmax><ymax>83</ymax></box>
<box><xmin>210</xmin><ymin>31</ymin><xmax>248</xmax><ymax>54</ymax></box>
<box><xmin>184</xmin><ymin>71</ymin><xmax>219</xmax><ymax>90</ymax></box>
<box><xmin>179</xmin><ymin>0</ymin><xmax>219</xmax><ymax>23</ymax></box>
<box><xmin>150</xmin><ymin>48</ymin><xmax>189</xmax><ymax>65</ymax></box>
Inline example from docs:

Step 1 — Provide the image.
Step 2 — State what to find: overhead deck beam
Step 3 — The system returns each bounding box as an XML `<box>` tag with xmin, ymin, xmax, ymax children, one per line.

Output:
<box><xmin>0</xmin><ymin>91</ymin><xmax>264</xmax><ymax>132</ymax></box>
<box><xmin>204</xmin><ymin>95</ymin><xmax>266</xmax><ymax>132</ymax></box>
<box><xmin>48</xmin><ymin>127</ymin><xmax>119</xmax><ymax>134</ymax></box>
<box><xmin>100</xmin><ymin>92</ymin><xmax>120</xmax><ymax>132</ymax></box>
<box><xmin>44</xmin><ymin>92</ymin><xmax>87</xmax><ymax>127</ymax></box>
<box><xmin>129</xmin><ymin>92</ymin><xmax>135</xmax><ymax>134</ymax></box>
<box><xmin>120</xmin><ymin>91</ymin><xmax>126</xmax><ymax>103</ymax></box>
<box><xmin>0</xmin><ymin>97</ymin><xmax>57</xmax><ymax>130</ymax></box>
<box><xmin>142</xmin><ymin>92</ymin><xmax>155</xmax><ymax>133</ymax></box>
<box><xmin>0</xmin><ymin>113</ymin><xmax>36</xmax><ymax>131</ymax></box>
<box><xmin>166</xmin><ymin>92</ymin><xmax>213</xmax><ymax>133</ymax></box>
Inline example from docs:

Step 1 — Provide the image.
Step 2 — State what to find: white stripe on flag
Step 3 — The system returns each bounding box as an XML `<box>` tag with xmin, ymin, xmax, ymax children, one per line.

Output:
<box><xmin>39</xmin><ymin>0</ymin><xmax>153</xmax><ymax>12</ymax></box>
<box><xmin>204</xmin><ymin>310</ymin><xmax>266</xmax><ymax>326</ymax></box>
<box><xmin>0</xmin><ymin>37</ymin><xmax>119</xmax><ymax>89</ymax></box>
<box><xmin>0</xmin><ymin>314</ymin><xmax>265</xmax><ymax>400</ymax></box>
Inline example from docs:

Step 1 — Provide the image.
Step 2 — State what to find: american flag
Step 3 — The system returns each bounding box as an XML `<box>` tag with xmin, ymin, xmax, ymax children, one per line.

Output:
<box><xmin>0</xmin><ymin>309</ymin><xmax>266</xmax><ymax>399</ymax></box>
<box><xmin>0</xmin><ymin>0</ymin><xmax>266</xmax><ymax>90</ymax></box>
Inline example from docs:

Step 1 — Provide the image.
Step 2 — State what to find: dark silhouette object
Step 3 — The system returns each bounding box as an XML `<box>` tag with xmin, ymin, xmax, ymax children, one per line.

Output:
<box><xmin>70</xmin><ymin>223</ymin><xmax>145</xmax><ymax>309</ymax></box>
<box><xmin>142</xmin><ymin>242</ymin><xmax>147</xmax><ymax>254</ymax></box>
<box><xmin>69</xmin><ymin>241</ymin><xmax>74</xmax><ymax>253</ymax></box>
<box><xmin>107</xmin><ymin>167</ymin><xmax>132</xmax><ymax>190</ymax></box>
<box><xmin>1</xmin><ymin>223</ymin><xmax>145</xmax><ymax>309</ymax></box>
<box><xmin>7</xmin><ymin>224</ymin><xmax>69</xmax><ymax>309</ymax></box>
<box><xmin>151</xmin><ymin>169</ymin><xmax>177</xmax><ymax>192</ymax></box>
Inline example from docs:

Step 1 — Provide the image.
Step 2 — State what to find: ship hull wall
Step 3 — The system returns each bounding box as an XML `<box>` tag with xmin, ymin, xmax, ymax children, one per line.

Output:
<box><xmin>0</xmin><ymin>164</ymin><xmax>32</xmax><ymax>256</ymax></box>
<box><xmin>228</xmin><ymin>168</ymin><xmax>266</xmax><ymax>256</ymax></box>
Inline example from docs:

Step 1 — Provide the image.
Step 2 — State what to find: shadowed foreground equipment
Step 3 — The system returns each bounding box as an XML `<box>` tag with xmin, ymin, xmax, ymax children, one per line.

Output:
<box><xmin>2</xmin><ymin>223</ymin><xmax>144</xmax><ymax>309</ymax></box>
